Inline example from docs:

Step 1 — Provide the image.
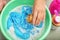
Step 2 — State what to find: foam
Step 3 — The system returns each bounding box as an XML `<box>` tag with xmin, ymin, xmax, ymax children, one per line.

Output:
<box><xmin>7</xmin><ymin>5</ymin><xmax>45</xmax><ymax>40</ymax></box>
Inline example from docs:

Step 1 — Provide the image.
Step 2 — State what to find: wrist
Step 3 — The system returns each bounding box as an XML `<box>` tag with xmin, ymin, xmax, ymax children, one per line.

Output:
<box><xmin>37</xmin><ymin>0</ymin><xmax>45</xmax><ymax>1</ymax></box>
<box><xmin>34</xmin><ymin>0</ymin><xmax>45</xmax><ymax>4</ymax></box>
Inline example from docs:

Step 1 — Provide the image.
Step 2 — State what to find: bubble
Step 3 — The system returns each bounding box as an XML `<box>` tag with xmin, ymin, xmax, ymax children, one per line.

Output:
<box><xmin>7</xmin><ymin>6</ymin><xmax>44</xmax><ymax>40</ymax></box>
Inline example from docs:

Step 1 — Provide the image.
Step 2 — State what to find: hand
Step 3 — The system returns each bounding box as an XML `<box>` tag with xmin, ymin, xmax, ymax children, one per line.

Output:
<box><xmin>32</xmin><ymin>0</ymin><xmax>45</xmax><ymax>25</ymax></box>
<box><xmin>0</xmin><ymin>0</ymin><xmax>7</xmax><ymax>11</ymax></box>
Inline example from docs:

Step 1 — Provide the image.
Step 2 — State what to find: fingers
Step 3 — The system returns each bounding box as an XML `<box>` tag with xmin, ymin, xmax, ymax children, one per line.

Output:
<box><xmin>0</xmin><ymin>1</ymin><xmax>3</xmax><ymax>11</ymax></box>
<box><xmin>32</xmin><ymin>8</ymin><xmax>45</xmax><ymax>25</ymax></box>
<box><xmin>35</xmin><ymin>12</ymin><xmax>42</xmax><ymax>25</ymax></box>
<box><xmin>0</xmin><ymin>0</ymin><xmax>7</xmax><ymax>11</ymax></box>
<box><xmin>3</xmin><ymin>0</ymin><xmax>7</xmax><ymax>5</ymax></box>
<box><xmin>32</xmin><ymin>8</ymin><xmax>38</xmax><ymax>25</ymax></box>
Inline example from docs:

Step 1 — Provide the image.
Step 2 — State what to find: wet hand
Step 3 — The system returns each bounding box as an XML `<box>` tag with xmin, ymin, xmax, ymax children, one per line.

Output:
<box><xmin>32</xmin><ymin>0</ymin><xmax>45</xmax><ymax>25</ymax></box>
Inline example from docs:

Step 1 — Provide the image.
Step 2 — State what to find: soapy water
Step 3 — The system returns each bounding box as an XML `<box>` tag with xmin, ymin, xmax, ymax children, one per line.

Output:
<box><xmin>7</xmin><ymin>6</ymin><xmax>44</xmax><ymax>40</ymax></box>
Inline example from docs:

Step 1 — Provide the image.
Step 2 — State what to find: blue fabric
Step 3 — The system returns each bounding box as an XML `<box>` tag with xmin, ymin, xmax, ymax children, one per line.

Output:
<box><xmin>7</xmin><ymin>6</ymin><xmax>43</xmax><ymax>39</ymax></box>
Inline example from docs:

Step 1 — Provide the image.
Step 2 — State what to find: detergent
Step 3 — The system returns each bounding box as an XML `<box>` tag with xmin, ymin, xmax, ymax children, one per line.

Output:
<box><xmin>52</xmin><ymin>10</ymin><xmax>60</xmax><ymax>26</ymax></box>
<box><xmin>49</xmin><ymin>0</ymin><xmax>60</xmax><ymax>26</ymax></box>
<box><xmin>7</xmin><ymin>6</ymin><xmax>44</xmax><ymax>40</ymax></box>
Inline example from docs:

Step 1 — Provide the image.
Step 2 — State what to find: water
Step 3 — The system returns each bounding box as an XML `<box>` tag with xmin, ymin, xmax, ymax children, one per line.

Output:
<box><xmin>7</xmin><ymin>5</ymin><xmax>44</xmax><ymax>40</ymax></box>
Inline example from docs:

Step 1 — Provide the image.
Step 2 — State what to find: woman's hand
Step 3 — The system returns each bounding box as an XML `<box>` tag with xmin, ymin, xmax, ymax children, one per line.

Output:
<box><xmin>32</xmin><ymin>0</ymin><xmax>45</xmax><ymax>25</ymax></box>
<box><xmin>0</xmin><ymin>0</ymin><xmax>7</xmax><ymax>11</ymax></box>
